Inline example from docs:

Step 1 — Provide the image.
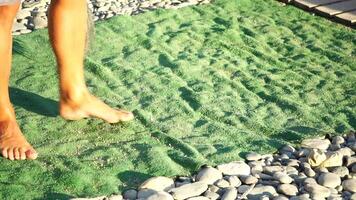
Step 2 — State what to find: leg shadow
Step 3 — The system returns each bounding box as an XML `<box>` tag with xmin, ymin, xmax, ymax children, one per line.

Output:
<box><xmin>9</xmin><ymin>87</ymin><xmax>59</xmax><ymax>117</ymax></box>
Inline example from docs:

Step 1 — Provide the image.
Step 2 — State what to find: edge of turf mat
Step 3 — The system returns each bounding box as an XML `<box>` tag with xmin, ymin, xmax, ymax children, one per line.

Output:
<box><xmin>1</xmin><ymin>0</ymin><xmax>355</xmax><ymax>199</ymax></box>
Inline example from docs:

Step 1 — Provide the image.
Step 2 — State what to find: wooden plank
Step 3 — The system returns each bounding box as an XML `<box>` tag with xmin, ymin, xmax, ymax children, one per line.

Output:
<box><xmin>335</xmin><ymin>10</ymin><xmax>356</xmax><ymax>23</ymax></box>
<box><xmin>315</xmin><ymin>0</ymin><xmax>356</xmax><ymax>16</ymax></box>
<box><xmin>293</xmin><ymin>0</ymin><xmax>346</xmax><ymax>9</ymax></box>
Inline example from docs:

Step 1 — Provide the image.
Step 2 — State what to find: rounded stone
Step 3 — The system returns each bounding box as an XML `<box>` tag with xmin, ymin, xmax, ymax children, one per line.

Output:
<box><xmin>303</xmin><ymin>177</ymin><xmax>317</xmax><ymax>185</ymax></box>
<box><xmin>301</xmin><ymin>138</ymin><xmax>331</xmax><ymax>150</ymax></box>
<box><xmin>196</xmin><ymin>167</ymin><xmax>223</xmax><ymax>185</ymax></box>
<box><xmin>123</xmin><ymin>189</ymin><xmax>137</xmax><ymax>200</ymax></box>
<box><xmin>315</xmin><ymin>167</ymin><xmax>328</xmax><ymax>173</ymax></box>
<box><xmin>289</xmin><ymin>194</ymin><xmax>310</xmax><ymax>200</ymax></box>
<box><xmin>246</xmin><ymin>152</ymin><xmax>262</xmax><ymax>161</ymax></box>
<box><xmin>304</xmin><ymin>167</ymin><xmax>316</xmax><ymax>177</ymax></box>
<box><xmin>203</xmin><ymin>191</ymin><xmax>219</xmax><ymax>200</ymax></box>
<box><xmin>342</xmin><ymin>179</ymin><xmax>356</xmax><ymax>193</ymax></box>
<box><xmin>296</xmin><ymin>148</ymin><xmax>310</xmax><ymax>158</ymax></box>
<box><xmin>108</xmin><ymin>195</ymin><xmax>123</xmax><ymax>200</ymax></box>
<box><xmin>226</xmin><ymin>175</ymin><xmax>241</xmax><ymax>187</ymax></box>
<box><xmin>207</xmin><ymin>185</ymin><xmax>219</xmax><ymax>193</ymax></box>
<box><xmin>317</xmin><ymin>173</ymin><xmax>341</xmax><ymax>188</ymax></box>
<box><xmin>221</xmin><ymin>187</ymin><xmax>237</xmax><ymax>200</ymax></box>
<box><xmin>352</xmin><ymin>164</ymin><xmax>356</xmax><ymax>173</ymax></box>
<box><xmin>237</xmin><ymin>185</ymin><xmax>250</xmax><ymax>194</ymax></box>
<box><xmin>138</xmin><ymin>189</ymin><xmax>157</xmax><ymax>199</ymax></box>
<box><xmin>273</xmin><ymin>195</ymin><xmax>289</xmax><ymax>200</ymax></box>
<box><xmin>279</xmin><ymin>144</ymin><xmax>295</xmax><ymax>153</ymax></box>
<box><xmin>263</xmin><ymin>166</ymin><xmax>284</xmax><ymax>175</ymax></box>
<box><xmin>332</xmin><ymin>136</ymin><xmax>345</xmax><ymax>145</ymax></box>
<box><xmin>350</xmin><ymin>193</ymin><xmax>356</xmax><ymax>200</ymax></box>
<box><xmin>330</xmin><ymin>166</ymin><xmax>349</xmax><ymax>178</ymax></box>
<box><xmin>240</xmin><ymin>175</ymin><xmax>258</xmax><ymax>185</ymax></box>
<box><xmin>217</xmin><ymin>161</ymin><xmax>251</xmax><ymax>176</ymax></box>
<box><xmin>33</xmin><ymin>16</ymin><xmax>47</xmax><ymax>29</ymax></box>
<box><xmin>247</xmin><ymin>185</ymin><xmax>277</xmax><ymax>199</ymax></box>
<box><xmin>139</xmin><ymin>176</ymin><xmax>175</xmax><ymax>191</ymax></box>
<box><xmin>307</xmin><ymin>149</ymin><xmax>327</xmax><ymax>167</ymax></box>
<box><xmin>304</xmin><ymin>183</ymin><xmax>331</xmax><ymax>198</ymax></box>
<box><xmin>146</xmin><ymin>191</ymin><xmax>173</xmax><ymax>200</ymax></box>
<box><xmin>169</xmin><ymin>182</ymin><xmax>208</xmax><ymax>200</ymax></box>
<box><xmin>215</xmin><ymin>179</ymin><xmax>230</xmax><ymax>188</ymax></box>
<box><xmin>277</xmin><ymin>184</ymin><xmax>298</xmax><ymax>196</ymax></box>
<box><xmin>273</xmin><ymin>172</ymin><xmax>293</xmax><ymax>184</ymax></box>
<box><xmin>186</xmin><ymin>197</ymin><xmax>210</xmax><ymax>200</ymax></box>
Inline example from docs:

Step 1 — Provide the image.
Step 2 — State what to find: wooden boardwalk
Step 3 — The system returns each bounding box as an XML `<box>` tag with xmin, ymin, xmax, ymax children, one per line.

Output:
<box><xmin>279</xmin><ymin>0</ymin><xmax>356</xmax><ymax>27</ymax></box>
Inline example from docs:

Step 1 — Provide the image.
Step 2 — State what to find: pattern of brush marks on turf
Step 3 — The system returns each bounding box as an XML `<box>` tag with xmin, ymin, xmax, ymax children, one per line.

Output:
<box><xmin>1</xmin><ymin>0</ymin><xmax>355</xmax><ymax>198</ymax></box>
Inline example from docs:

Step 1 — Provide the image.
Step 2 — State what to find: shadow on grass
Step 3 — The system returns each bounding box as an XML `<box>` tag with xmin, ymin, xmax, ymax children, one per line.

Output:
<box><xmin>34</xmin><ymin>192</ymin><xmax>75</xmax><ymax>200</ymax></box>
<box><xmin>117</xmin><ymin>170</ymin><xmax>152</xmax><ymax>191</ymax></box>
<box><xmin>13</xmin><ymin>38</ymin><xmax>31</xmax><ymax>59</ymax></box>
<box><xmin>10</xmin><ymin>87</ymin><xmax>59</xmax><ymax>117</ymax></box>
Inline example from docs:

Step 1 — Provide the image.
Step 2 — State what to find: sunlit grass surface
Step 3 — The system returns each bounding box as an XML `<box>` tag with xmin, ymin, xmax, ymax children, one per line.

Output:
<box><xmin>2</xmin><ymin>0</ymin><xmax>355</xmax><ymax>199</ymax></box>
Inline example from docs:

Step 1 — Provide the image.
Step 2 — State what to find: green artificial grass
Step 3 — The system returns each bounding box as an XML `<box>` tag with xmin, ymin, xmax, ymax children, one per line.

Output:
<box><xmin>1</xmin><ymin>0</ymin><xmax>355</xmax><ymax>199</ymax></box>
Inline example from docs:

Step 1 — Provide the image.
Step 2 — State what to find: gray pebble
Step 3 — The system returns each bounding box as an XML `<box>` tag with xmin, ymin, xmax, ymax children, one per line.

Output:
<box><xmin>280</xmin><ymin>144</ymin><xmax>296</xmax><ymax>153</ymax></box>
<box><xmin>146</xmin><ymin>191</ymin><xmax>173</xmax><ymax>200</ymax></box>
<box><xmin>169</xmin><ymin>182</ymin><xmax>208</xmax><ymax>200</ymax></box>
<box><xmin>240</xmin><ymin>175</ymin><xmax>258</xmax><ymax>185</ymax></box>
<box><xmin>263</xmin><ymin>166</ymin><xmax>284</xmax><ymax>175</ymax></box>
<box><xmin>246</xmin><ymin>152</ymin><xmax>262</xmax><ymax>161</ymax></box>
<box><xmin>196</xmin><ymin>167</ymin><xmax>223</xmax><ymax>185</ymax></box>
<box><xmin>207</xmin><ymin>185</ymin><xmax>219</xmax><ymax>193</ymax></box>
<box><xmin>342</xmin><ymin>179</ymin><xmax>356</xmax><ymax>193</ymax></box>
<box><xmin>237</xmin><ymin>185</ymin><xmax>250</xmax><ymax>193</ymax></box>
<box><xmin>220</xmin><ymin>187</ymin><xmax>237</xmax><ymax>200</ymax></box>
<box><xmin>277</xmin><ymin>184</ymin><xmax>298</xmax><ymax>196</ymax></box>
<box><xmin>273</xmin><ymin>172</ymin><xmax>293</xmax><ymax>184</ymax></box>
<box><xmin>317</xmin><ymin>172</ymin><xmax>341</xmax><ymax>188</ymax></box>
<box><xmin>137</xmin><ymin>189</ymin><xmax>156</xmax><ymax>199</ymax></box>
<box><xmin>123</xmin><ymin>189</ymin><xmax>137</xmax><ymax>200</ymax></box>
<box><xmin>226</xmin><ymin>175</ymin><xmax>241</xmax><ymax>187</ymax></box>
<box><xmin>301</xmin><ymin>138</ymin><xmax>331</xmax><ymax>150</ymax></box>
<box><xmin>215</xmin><ymin>179</ymin><xmax>230</xmax><ymax>188</ymax></box>
<box><xmin>273</xmin><ymin>195</ymin><xmax>289</xmax><ymax>200</ymax></box>
<box><xmin>304</xmin><ymin>183</ymin><xmax>331</xmax><ymax>199</ymax></box>
<box><xmin>332</xmin><ymin>136</ymin><xmax>345</xmax><ymax>145</ymax></box>
<box><xmin>186</xmin><ymin>197</ymin><xmax>210</xmax><ymax>200</ymax></box>
<box><xmin>289</xmin><ymin>193</ymin><xmax>310</xmax><ymax>200</ymax></box>
<box><xmin>203</xmin><ymin>191</ymin><xmax>219</xmax><ymax>200</ymax></box>
<box><xmin>139</xmin><ymin>176</ymin><xmax>174</xmax><ymax>191</ymax></box>
<box><xmin>217</xmin><ymin>161</ymin><xmax>251</xmax><ymax>176</ymax></box>
<box><xmin>108</xmin><ymin>195</ymin><xmax>123</xmax><ymax>200</ymax></box>
<box><xmin>33</xmin><ymin>16</ymin><xmax>47</xmax><ymax>29</ymax></box>
<box><xmin>330</xmin><ymin>166</ymin><xmax>349</xmax><ymax>178</ymax></box>
<box><xmin>247</xmin><ymin>185</ymin><xmax>277</xmax><ymax>199</ymax></box>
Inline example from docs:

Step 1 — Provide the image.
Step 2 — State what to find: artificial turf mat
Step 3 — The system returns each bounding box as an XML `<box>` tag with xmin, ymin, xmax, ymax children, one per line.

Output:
<box><xmin>1</xmin><ymin>0</ymin><xmax>355</xmax><ymax>199</ymax></box>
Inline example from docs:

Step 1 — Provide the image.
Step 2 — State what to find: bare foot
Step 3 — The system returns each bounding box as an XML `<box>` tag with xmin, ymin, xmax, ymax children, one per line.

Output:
<box><xmin>0</xmin><ymin>120</ymin><xmax>38</xmax><ymax>160</ymax></box>
<box><xmin>60</xmin><ymin>93</ymin><xmax>134</xmax><ymax>123</ymax></box>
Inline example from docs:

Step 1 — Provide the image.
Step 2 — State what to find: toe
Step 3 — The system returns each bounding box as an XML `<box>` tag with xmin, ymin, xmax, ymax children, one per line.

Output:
<box><xmin>19</xmin><ymin>147</ymin><xmax>26</xmax><ymax>160</ymax></box>
<box><xmin>116</xmin><ymin>110</ymin><xmax>134</xmax><ymax>122</ymax></box>
<box><xmin>25</xmin><ymin>148</ymin><xmax>38</xmax><ymax>160</ymax></box>
<box><xmin>14</xmin><ymin>147</ymin><xmax>20</xmax><ymax>160</ymax></box>
<box><xmin>1</xmin><ymin>148</ymin><xmax>8</xmax><ymax>158</ymax></box>
<box><xmin>8</xmin><ymin>148</ymin><xmax>14</xmax><ymax>160</ymax></box>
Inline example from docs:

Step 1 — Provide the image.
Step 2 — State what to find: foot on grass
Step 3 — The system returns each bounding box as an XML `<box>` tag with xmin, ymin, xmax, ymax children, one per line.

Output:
<box><xmin>60</xmin><ymin>92</ymin><xmax>134</xmax><ymax>123</ymax></box>
<box><xmin>0</xmin><ymin>120</ymin><xmax>38</xmax><ymax>160</ymax></box>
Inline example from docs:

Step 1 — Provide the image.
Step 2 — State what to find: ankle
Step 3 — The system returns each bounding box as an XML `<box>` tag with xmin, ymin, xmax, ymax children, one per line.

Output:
<box><xmin>0</xmin><ymin>104</ymin><xmax>15</xmax><ymax>121</ymax></box>
<box><xmin>60</xmin><ymin>87</ymin><xmax>89</xmax><ymax>105</ymax></box>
